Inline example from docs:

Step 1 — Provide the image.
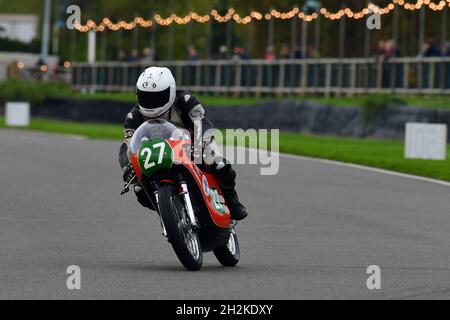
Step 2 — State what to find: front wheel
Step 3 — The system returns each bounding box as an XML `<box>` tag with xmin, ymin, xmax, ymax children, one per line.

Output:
<box><xmin>213</xmin><ymin>228</ymin><xmax>240</xmax><ymax>267</ymax></box>
<box><xmin>158</xmin><ymin>184</ymin><xmax>203</xmax><ymax>271</ymax></box>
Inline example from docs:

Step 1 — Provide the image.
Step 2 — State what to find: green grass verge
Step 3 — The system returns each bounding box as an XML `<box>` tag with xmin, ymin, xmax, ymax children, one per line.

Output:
<box><xmin>277</xmin><ymin>132</ymin><xmax>450</xmax><ymax>181</ymax></box>
<box><xmin>1</xmin><ymin>117</ymin><xmax>449</xmax><ymax>181</ymax></box>
<box><xmin>0</xmin><ymin>117</ymin><xmax>122</xmax><ymax>140</ymax></box>
<box><xmin>310</xmin><ymin>95</ymin><xmax>450</xmax><ymax>110</ymax></box>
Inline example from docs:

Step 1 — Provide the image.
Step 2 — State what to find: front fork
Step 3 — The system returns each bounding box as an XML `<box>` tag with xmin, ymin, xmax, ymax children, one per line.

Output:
<box><xmin>154</xmin><ymin>181</ymin><xmax>198</xmax><ymax>238</ymax></box>
<box><xmin>179</xmin><ymin>182</ymin><xmax>198</xmax><ymax>228</ymax></box>
<box><xmin>153</xmin><ymin>191</ymin><xmax>167</xmax><ymax>237</ymax></box>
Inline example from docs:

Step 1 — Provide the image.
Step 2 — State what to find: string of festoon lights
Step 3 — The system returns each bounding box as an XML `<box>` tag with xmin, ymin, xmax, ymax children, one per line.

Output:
<box><xmin>75</xmin><ymin>0</ymin><xmax>450</xmax><ymax>32</ymax></box>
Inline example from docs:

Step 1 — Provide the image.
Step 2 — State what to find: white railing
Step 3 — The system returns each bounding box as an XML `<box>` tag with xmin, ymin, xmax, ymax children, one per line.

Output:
<box><xmin>71</xmin><ymin>57</ymin><xmax>450</xmax><ymax>96</ymax></box>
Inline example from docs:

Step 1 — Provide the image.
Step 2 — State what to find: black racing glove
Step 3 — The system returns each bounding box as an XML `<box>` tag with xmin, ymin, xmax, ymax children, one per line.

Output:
<box><xmin>122</xmin><ymin>163</ymin><xmax>136</xmax><ymax>184</ymax></box>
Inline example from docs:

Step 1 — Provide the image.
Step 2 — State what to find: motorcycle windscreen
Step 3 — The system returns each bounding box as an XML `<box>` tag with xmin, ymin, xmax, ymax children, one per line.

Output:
<box><xmin>130</xmin><ymin>119</ymin><xmax>189</xmax><ymax>154</ymax></box>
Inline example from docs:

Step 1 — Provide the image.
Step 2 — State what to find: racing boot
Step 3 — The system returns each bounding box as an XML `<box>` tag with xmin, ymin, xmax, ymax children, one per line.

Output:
<box><xmin>209</xmin><ymin>160</ymin><xmax>248</xmax><ymax>221</ymax></box>
<box><xmin>223</xmin><ymin>189</ymin><xmax>248</xmax><ymax>221</ymax></box>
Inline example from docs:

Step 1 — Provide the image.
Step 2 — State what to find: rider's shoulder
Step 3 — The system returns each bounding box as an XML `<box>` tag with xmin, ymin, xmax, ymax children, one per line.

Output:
<box><xmin>129</xmin><ymin>104</ymin><xmax>143</xmax><ymax>117</ymax></box>
<box><xmin>124</xmin><ymin>104</ymin><xmax>144</xmax><ymax>128</ymax></box>
<box><xmin>176</xmin><ymin>89</ymin><xmax>197</xmax><ymax>104</ymax></box>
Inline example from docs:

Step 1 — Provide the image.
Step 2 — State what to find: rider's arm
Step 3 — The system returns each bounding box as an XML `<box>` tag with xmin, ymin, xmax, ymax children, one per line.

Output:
<box><xmin>118</xmin><ymin>105</ymin><xmax>144</xmax><ymax>170</ymax></box>
<box><xmin>176</xmin><ymin>90</ymin><xmax>214</xmax><ymax>144</ymax></box>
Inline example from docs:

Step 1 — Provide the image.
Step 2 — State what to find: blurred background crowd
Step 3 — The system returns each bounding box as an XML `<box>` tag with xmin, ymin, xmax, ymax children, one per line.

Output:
<box><xmin>1</xmin><ymin>0</ymin><xmax>450</xmax><ymax>67</ymax></box>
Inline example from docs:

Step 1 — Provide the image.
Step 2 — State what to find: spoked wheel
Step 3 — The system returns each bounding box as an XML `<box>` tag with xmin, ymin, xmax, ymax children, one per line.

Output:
<box><xmin>213</xmin><ymin>227</ymin><xmax>240</xmax><ymax>267</ymax></box>
<box><xmin>158</xmin><ymin>184</ymin><xmax>203</xmax><ymax>271</ymax></box>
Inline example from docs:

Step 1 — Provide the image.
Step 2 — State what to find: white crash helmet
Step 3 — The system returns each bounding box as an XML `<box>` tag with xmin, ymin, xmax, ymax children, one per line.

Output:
<box><xmin>136</xmin><ymin>67</ymin><xmax>176</xmax><ymax>118</ymax></box>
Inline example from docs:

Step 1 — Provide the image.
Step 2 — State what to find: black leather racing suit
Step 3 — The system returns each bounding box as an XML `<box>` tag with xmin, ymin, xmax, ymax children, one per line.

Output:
<box><xmin>118</xmin><ymin>90</ymin><xmax>237</xmax><ymax>209</ymax></box>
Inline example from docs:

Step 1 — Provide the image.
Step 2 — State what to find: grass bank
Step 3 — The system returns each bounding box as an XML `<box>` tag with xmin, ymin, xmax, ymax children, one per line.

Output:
<box><xmin>309</xmin><ymin>95</ymin><xmax>450</xmax><ymax>110</ymax></box>
<box><xmin>0</xmin><ymin>117</ymin><xmax>122</xmax><ymax>140</ymax></box>
<box><xmin>1</xmin><ymin>117</ymin><xmax>449</xmax><ymax>181</ymax></box>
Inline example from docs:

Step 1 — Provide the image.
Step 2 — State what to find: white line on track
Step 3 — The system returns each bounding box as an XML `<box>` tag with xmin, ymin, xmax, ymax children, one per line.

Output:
<box><xmin>69</xmin><ymin>135</ymin><xmax>88</xmax><ymax>141</ymax></box>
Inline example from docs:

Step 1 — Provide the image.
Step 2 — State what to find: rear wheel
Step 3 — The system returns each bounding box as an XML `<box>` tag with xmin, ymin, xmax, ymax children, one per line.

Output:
<box><xmin>213</xmin><ymin>228</ymin><xmax>240</xmax><ymax>267</ymax></box>
<box><xmin>158</xmin><ymin>184</ymin><xmax>203</xmax><ymax>271</ymax></box>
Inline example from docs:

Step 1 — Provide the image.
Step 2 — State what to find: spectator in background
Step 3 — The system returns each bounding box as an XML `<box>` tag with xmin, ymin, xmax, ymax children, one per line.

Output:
<box><xmin>421</xmin><ymin>41</ymin><xmax>429</xmax><ymax>56</ymax></box>
<box><xmin>375</xmin><ymin>39</ymin><xmax>400</xmax><ymax>61</ymax></box>
<box><xmin>35</xmin><ymin>57</ymin><xmax>46</xmax><ymax>68</ymax></box>
<box><xmin>218</xmin><ymin>45</ymin><xmax>228</xmax><ymax>59</ymax></box>
<box><xmin>384</xmin><ymin>40</ymin><xmax>396</xmax><ymax>59</ymax></box>
<box><xmin>232</xmin><ymin>46</ymin><xmax>250</xmax><ymax>60</ymax></box>
<box><xmin>393</xmin><ymin>40</ymin><xmax>401</xmax><ymax>57</ymax></box>
<box><xmin>293</xmin><ymin>46</ymin><xmax>303</xmax><ymax>59</ymax></box>
<box><xmin>279</xmin><ymin>44</ymin><xmax>290</xmax><ymax>59</ymax></box>
<box><xmin>118</xmin><ymin>50</ymin><xmax>127</xmax><ymax>62</ymax></box>
<box><xmin>241</xmin><ymin>48</ymin><xmax>250</xmax><ymax>60</ymax></box>
<box><xmin>187</xmin><ymin>45</ymin><xmax>200</xmax><ymax>61</ymax></box>
<box><xmin>375</xmin><ymin>40</ymin><xmax>386</xmax><ymax>62</ymax></box>
<box><xmin>232</xmin><ymin>46</ymin><xmax>240</xmax><ymax>60</ymax></box>
<box><xmin>128</xmin><ymin>49</ymin><xmax>140</xmax><ymax>62</ymax></box>
<box><xmin>423</xmin><ymin>38</ymin><xmax>441</xmax><ymax>57</ymax></box>
<box><xmin>264</xmin><ymin>46</ymin><xmax>276</xmax><ymax>61</ymax></box>
<box><xmin>307</xmin><ymin>44</ymin><xmax>320</xmax><ymax>58</ymax></box>
<box><xmin>34</xmin><ymin>58</ymin><xmax>47</xmax><ymax>80</ymax></box>
<box><xmin>9</xmin><ymin>60</ymin><xmax>20</xmax><ymax>78</ymax></box>
<box><xmin>48</xmin><ymin>57</ymin><xmax>63</xmax><ymax>81</ymax></box>
<box><xmin>141</xmin><ymin>47</ymin><xmax>155</xmax><ymax>63</ymax></box>
<box><xmin>443</xmin><ymin>41</ymin><xmax>450</xmax><ymax>56</ymax></box>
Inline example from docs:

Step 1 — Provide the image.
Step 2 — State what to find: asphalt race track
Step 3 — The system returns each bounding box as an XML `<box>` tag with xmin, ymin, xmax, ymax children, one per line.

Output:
<box><xmin>1</xmin><ymin>129</ymin><xmax>450</xmax><ymax>299</ymax></box>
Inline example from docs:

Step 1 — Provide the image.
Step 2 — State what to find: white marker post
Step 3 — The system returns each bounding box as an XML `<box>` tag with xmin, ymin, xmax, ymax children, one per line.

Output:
<box><xmin>5</xmin><ymin>102</ymin><xmax>30</xmax><ymax>127</ymax></box>
<box><xmin>405</xmin><ymin>123</ymin><xmax>447</xmax><ymax>160</ymax></box>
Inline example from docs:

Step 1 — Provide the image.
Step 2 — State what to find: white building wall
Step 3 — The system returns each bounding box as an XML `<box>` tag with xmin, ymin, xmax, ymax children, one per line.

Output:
<box><xmin>0</xmin><ymin>14</ymin><xmax>38</xmax><ymax>43</ymax></box>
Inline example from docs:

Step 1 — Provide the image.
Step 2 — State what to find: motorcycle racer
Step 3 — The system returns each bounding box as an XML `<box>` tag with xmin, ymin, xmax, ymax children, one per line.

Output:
<box><xmin>118</xmin><ymin>66</ymin><xmax>248</xmax><ymax>221</ymax></box>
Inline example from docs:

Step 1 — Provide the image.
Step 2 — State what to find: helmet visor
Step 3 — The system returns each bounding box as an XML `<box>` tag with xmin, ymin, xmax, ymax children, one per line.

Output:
<box><xmin>137</xmin><ymin>87</ymin><xmax>171</xmax><ymax>110</ymax></box>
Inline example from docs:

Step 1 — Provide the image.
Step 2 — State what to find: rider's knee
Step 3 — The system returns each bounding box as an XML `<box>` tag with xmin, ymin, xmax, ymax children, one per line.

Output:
<box><xmin>134</xmin><ymin>186</ymin><xmax>155</xmax><ymax>210</ymax></box>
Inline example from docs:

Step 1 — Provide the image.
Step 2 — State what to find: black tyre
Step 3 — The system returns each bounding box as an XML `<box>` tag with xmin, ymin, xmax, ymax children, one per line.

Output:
<box><xmin>213</xmin><ymin>228</ymin><xmax>240</xmax><ymax>267</ymax></box>
<box><xmin>158</xmin><ymin>184</ymin><xmax>203</xmax><ymax>271</ymax></box>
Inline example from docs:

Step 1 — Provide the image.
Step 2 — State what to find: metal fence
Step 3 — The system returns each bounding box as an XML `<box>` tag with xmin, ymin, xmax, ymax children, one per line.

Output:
<box><xmin>71</xmin><ymin>57</ymin><xmax>450</xmax><ymax>96</ymax></box>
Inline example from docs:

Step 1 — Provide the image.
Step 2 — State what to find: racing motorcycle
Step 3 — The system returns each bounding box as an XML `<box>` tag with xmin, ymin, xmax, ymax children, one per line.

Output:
<box><xmin>121</xmin><ymin>119</ymin><xmax>239</xmax><ymax>271</ymax></box>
